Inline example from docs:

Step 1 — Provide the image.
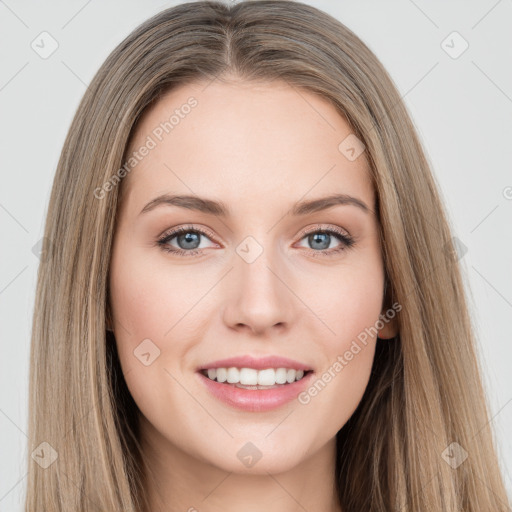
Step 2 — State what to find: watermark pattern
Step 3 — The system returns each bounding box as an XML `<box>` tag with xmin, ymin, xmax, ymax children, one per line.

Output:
<box><xmin>237</xmin><ymin>441</ymin><xmax>263</xmax><ymax>468</ymax></box>
<box><xmin>93</xmin><ymin>96</ymin><xmax>198</xmax><ymax>199</ymax></box>
<box><xmin>31</xmin><ymin>441</ymin><xmax>58</xmax><ymax>469</ymax></box>
<box><xmin>338</xmin><ymin>133</ymin><xmax>366</xmax><ymax>162</ymax></box>
<box><xmin>133</xmin><ymin>338</ymin><xmax>161</xmax><ymax>366</ymax></box>
<box><xmin>31</xmin><ymin>236</ymin><xmax>55</xmax><ymax>263</ymax></box>
<box><xmin>441</xmin><ymin>441</ymin><xmax>468</xmax><ymax>469</ymax></box>
<box><xmin>30</xmin><ymin>31</ymin><xmax>59</xmax><ymax>59</ymax></box>
<box><xmin>236</xmin><ymin>235</ymin><xmax>264</xmax><ymax>264</ymax></box>
<box><xmin>443</xmin><ymin>236</ymin><xmax>468</xmax><ymax>262</ymax></box>
<box><xmin>298</xmin><ymin>301</ymin><xmax>402</xmax><ymax>405</ymax></box>
<box><xmin>440</xmin><ymin>31</ymin><xmax>469</xmax><ymax>60</ymax></box>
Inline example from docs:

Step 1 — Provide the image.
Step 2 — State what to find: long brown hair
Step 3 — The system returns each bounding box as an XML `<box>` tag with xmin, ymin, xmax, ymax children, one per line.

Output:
<box><xmin>25</xmin><ymin>1</ymin><xmax>510</xmax><ymax>510</ymax></box>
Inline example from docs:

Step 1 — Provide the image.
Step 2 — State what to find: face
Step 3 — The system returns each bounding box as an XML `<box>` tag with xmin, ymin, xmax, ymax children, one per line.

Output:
<box><xmin>108</xmin><ymin>78</ymin><xmax>397</xmax><ymax>476</ymax></box>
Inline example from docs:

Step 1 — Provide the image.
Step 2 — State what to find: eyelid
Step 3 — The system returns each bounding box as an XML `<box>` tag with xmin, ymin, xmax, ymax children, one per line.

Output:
<box><xmin>158</xmin><ymin>223</ymin><xmax>352</xmax><ymax>245</ymax></box>
<box><xmin>157</xmin><ymin>224</ymin><xmax>219</xmax><ymax>244</ymax></box>
<box><xmin>295</xmin><ymin>223</ymin><xmax>351</xmax><ymax>239</ymax></box>
<box><xmin>156</xmin><ymin>223</ymin><xmax>355</xmax><ymax>257</ymax></box>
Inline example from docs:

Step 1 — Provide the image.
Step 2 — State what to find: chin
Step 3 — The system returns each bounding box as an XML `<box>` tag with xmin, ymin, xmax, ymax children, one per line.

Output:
<box><xmin>201</xmin><ymin>434</ymin><xmax>313</xmax><ymax>475</ymax></box>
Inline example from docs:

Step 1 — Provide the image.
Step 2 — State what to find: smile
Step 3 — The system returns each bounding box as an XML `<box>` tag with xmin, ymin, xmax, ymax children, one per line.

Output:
<box><xmin>200</xmin><ymin>367</ymin><xmax>309</xmax><ymax>386</ymax></box>
<box><xmin>196</xmin><ymin>368</ymin><xmax>315</xmax><ymax>412</ymax></box>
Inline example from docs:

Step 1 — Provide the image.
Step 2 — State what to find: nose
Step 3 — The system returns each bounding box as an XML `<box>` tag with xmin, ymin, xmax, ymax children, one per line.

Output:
<box><xmin>221</xmin><ymin>243</ymin><xmax>296</xmax><ymax>336</ymax></box>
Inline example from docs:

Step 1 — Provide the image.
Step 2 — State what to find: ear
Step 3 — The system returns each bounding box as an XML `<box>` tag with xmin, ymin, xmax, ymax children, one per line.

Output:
<box><xmin>377</xmin><ymin>312</ymin><xmax>398</xmax><ymax>339</ymax></box>
<box><xmin>377</xmin><ymin>276</ymin><xmax>399</xmax><ymax>340</ymax></box>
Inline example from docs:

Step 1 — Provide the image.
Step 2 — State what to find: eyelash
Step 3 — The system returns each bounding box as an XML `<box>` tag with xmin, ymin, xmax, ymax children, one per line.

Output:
<box><xmin>156</xmin><ymin>224</ymin><xmax>355</xmax><ymax>258</ymax></box>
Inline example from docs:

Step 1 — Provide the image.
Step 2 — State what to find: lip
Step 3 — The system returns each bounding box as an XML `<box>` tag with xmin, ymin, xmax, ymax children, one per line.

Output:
<box><xmin>197</xmin><ymin>355</ymin><xmax>313</xmax><ymax>372</ymax></box>
<box><xmin>197</xmin><ymin>370</ymin><xmax>315</xmax><ymax>412</ymax></box>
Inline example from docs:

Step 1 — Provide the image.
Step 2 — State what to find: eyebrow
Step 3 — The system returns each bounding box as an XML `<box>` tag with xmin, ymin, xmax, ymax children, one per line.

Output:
<box><xmin>139</xmin><ymin>193</ymin><xmax>371</xmax><ymax>217</ymax></box>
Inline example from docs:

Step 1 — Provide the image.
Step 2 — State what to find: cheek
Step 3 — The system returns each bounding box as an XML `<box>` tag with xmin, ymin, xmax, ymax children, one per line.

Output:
<box><xmin>108</xmin><ymin>245</ymin><xmax>192</xmax><ymax>422</ymax></box>
<box><xmin>329</xmin><ymin>278</ymin><xmax>384</xmax><ymax>350</ymax></box>
<box><xmin>300</xmin><ymin>254</ymin><xmax>384</xmax><ymax>424</ymax></box>
<box><xmin>312</xmin><ymin>252</ymin><xmax>385</xmax><ymax>351</ymax></box>
<box><xmin>108</xmin><ymin>243</ymin><xmax>175</xmax><ymax>391</ymax></box>
<box><xmin>109</xmin><ymin>243</ymin><xmax>193</xmax><ymax>341</ymax></box>
<box><xmin>108</xmin><ymin>241</ymin><xmax>210</xmax><ymax>392</ymax></box>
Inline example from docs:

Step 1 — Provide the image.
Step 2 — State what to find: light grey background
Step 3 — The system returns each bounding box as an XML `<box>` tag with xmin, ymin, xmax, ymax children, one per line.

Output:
<box><xmin>1</xmin><ymin>0</ymin><xmax>511</xmax><ymax>509</ymax></box>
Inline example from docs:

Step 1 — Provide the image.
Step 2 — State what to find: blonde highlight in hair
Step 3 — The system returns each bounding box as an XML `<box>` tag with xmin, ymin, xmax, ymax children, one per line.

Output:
<box><xmin>26</xmin><ymin>1</ymin><xmax>510</xmax><ymax>510</ymax></box>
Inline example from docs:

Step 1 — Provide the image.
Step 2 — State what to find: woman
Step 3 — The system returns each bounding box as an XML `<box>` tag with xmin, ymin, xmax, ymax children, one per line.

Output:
<box><xmin>25</xmin><ymin>1</ymin><xmax>511</xmax><ymax>510</ymax></box>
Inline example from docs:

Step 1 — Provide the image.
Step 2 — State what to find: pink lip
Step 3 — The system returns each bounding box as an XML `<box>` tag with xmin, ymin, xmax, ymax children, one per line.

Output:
<box><xmin>197</xmin><ymin>370</ymin><xmax>315</xmax><ymax>412</ymax></box>
<box><xmin>197</xmin><ymin>355</ymin><xmax>313</xmax><ymax>372</ymax></box>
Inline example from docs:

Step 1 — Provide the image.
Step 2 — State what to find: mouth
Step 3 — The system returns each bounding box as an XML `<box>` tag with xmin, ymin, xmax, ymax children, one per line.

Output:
<box><xmin>198</xmin><ymin>367</ymin><xmax>314</xmax><ymax>389</ymax></box>
<box><xmin>196</xmin><ymin>367</ymin><xmax>315</xmax><ymax>412</ymax></box>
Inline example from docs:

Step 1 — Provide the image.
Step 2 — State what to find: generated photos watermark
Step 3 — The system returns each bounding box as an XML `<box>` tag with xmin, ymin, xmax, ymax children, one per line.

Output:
<box><xmin>297</xmin><ymin>301</ymin><xmax>402</xmax><ymax>405</ymax></box>
<box><xmin>93</xmin><ymin>96</ymin><xmax>198</xmax><ymax>200</ymax></box>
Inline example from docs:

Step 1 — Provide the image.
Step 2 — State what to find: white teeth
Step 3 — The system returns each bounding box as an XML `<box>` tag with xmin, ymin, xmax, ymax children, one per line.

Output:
<box><xmin>216</xmin><ymin>368</ymin><xmax>227</xmax><ymax>383</ymax></box>
<box><xmin>275</xmin><ymin>368</ymin><xmax>287</xmax><ymax>384</ymax></box>
<box><xmin>226</xmin><ymin>367</ymin><xmax>239</xmax><ymax>383</ymax></box>
<box><xmin>240</xmin><ymin>368</ymin><xmax>258</xmax><ymax>385</ymax></box>
<box><xmin>202</xmin><ymin>367</ymin><xmax>308</xmax><ymax>385</ymax></box>
<box><xmin>257</xmin><ymin>368</ymin><xmax>275</xmax><ymax>386</ymax></box>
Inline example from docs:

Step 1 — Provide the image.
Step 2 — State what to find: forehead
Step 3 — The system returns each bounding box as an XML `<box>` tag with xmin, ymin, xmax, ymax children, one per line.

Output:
<box><xmin>120</xmin><ymin>79</ymin><xmax>374</xmax><ymax>218</ymax></box>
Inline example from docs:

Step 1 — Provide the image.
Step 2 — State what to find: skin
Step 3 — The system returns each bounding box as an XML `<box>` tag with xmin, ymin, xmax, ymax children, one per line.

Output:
<box><xmin>108</xmin><ymin>77</ymin><xmax>398</xmax><ymax>512</ymax></box>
